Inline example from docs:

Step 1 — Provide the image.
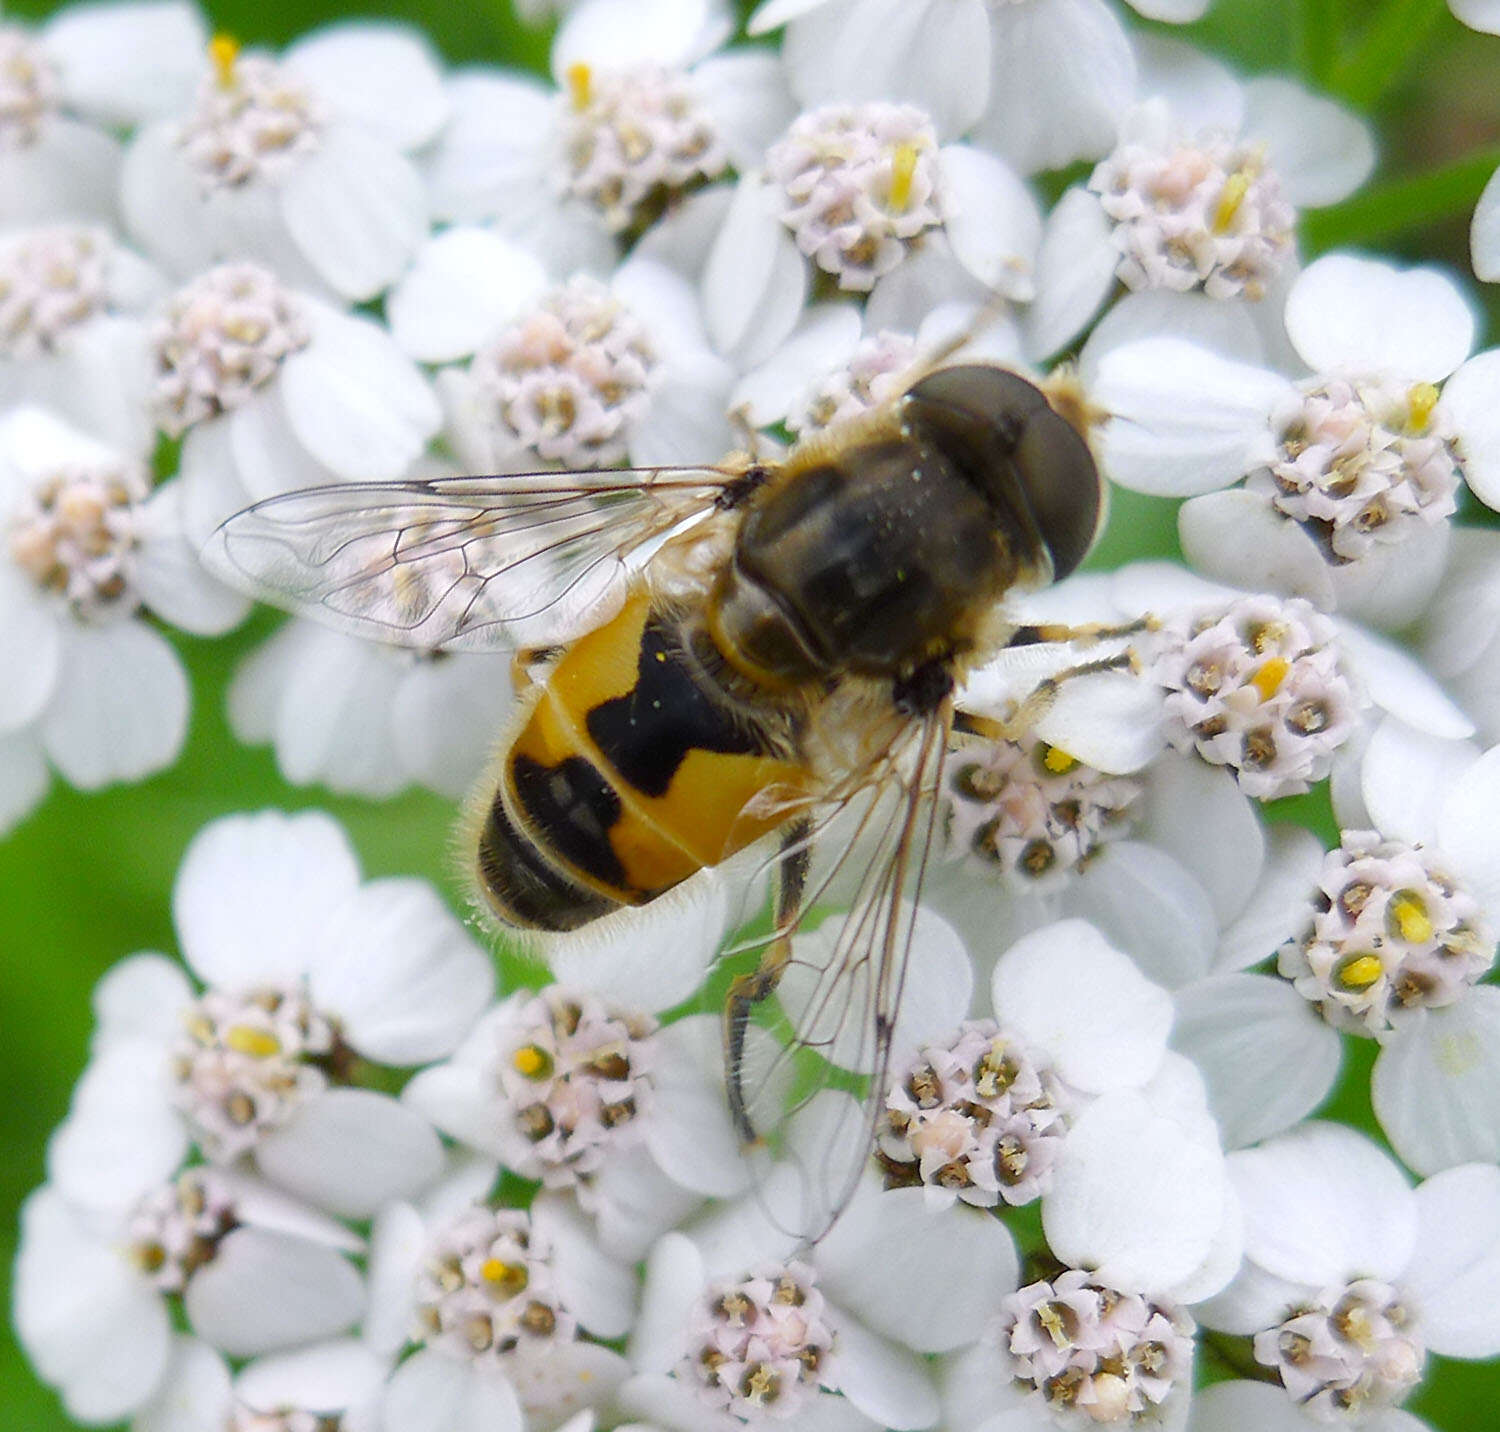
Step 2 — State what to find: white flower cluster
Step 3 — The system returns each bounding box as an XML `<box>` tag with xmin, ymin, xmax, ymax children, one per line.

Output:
<box><xmin>9</xmin><ymin>2</ymin><xmax>1500</xmax><ymax>1432</ymax></box>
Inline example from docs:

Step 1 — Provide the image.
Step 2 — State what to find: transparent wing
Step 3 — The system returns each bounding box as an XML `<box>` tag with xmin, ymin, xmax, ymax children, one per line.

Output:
<box><xmin>726</xmin><ymin>706</ymin><xmax>953</xmax><ymax>1246</ymax></box>
<box><xmin>201</xmin><ymin>467</ymin><xmax>744</xmax><ymax>652</ymax></box>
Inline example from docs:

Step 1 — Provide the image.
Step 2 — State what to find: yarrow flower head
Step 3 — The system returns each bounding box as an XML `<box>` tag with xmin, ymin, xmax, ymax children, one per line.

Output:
<box><xmin>943</xmin><ymin>734</ymin><xmax>1141</xmax><ymax>891</ymax></box>
<box><xmin>0</xmin><ymin>224</ymin><xmax>108</xmax><ymax>356</ymax></box>
<box><xmin>466</xmin><ymin>274</ymin><xmax>658</xmax><ymax>467</ymax></box>
<box><xmin>1252</xmin><ymin>1277</ymin><xmax>1424</xmax><ymax>1423</ymax></box>
<box><xmin>0</xmin><ymin>27</ymin><xmax>59</xmax><ymax>149</ymax></box>
<box><xmin>1277</xmin><ymin>830</ymin><xmax>1494</xmax><ymax>1037</ymax></box>
<box><xmin>492</xmin><ymin>986</ymin><xmax>657</xmax><ymax>1196</ymax></box>
<box><xmin>558</xmin><ymin>61</ymin><xmax>726</xmax><ymax>233</ymax></box>
<box><xmin>786</xmin><ymin>327</ymin><xmax>919</xmax><ymax>435</ymax></box>
<box><xmin>878</xmin><ymin>1020</ymin><xmax>1070</xmax><ymax>1209</ymax></box>
<box><xmin>1151</xmin><ymin>594</ymin><xmax>1362</xmax><ymax>799</ymax></box>
<box><xmin>124</xmin><ymin>1167</ymin><xmax>239</xmax><ymax>1294</ymax></box>
<box><xmin>766</xmin><ymin>101</ymin><xmax>943</xmax><ymax>292</ymax></box>
<box><xmin>414</xmin><ymin>1205</ymin><xmax>577</xmax><ymax>1363</ymax></box>
<box><xmin>679</xmin><ymin>1261</ymin><xmax>836</xmax><ymax>1422</ymax></box>
<box><xmin>997</xmin><ymin>1271</ymin><xmax>1195</xmax><ymax>1427</ymax></box>
<box><xmin>1246</xmin><ymin>375</ymin><xmax>1462</xmax><ymax>564</ymax></box>
<box><xmin>1089</xmin><ymin>111</ymin><xmax>1295</xmax><ymax>301</ymax></box>
<box><xmin>150</xmin><ymin>262</ymin><xmax>310</xmax><ymax>435</ymax></box>
<box><xmin>178</xmin><ymin>38</ymin><xmax>326</xmax><ymax>190</ymax></box>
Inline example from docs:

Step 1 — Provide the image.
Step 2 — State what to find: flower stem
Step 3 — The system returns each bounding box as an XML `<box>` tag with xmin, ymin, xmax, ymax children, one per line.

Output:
<box><xmin>1294</xmin><ymin>0</ymin><xmax>1345</xmax><ymax>85</ymax></box>
<box><xmin>1302</xmin><ymin>147</ymin><xmax>1500</xmax><ymax>250</ymax></box>
<box><xmin>1324</xmin><ymin>0</ymin><xmax>1447</xmax><ymax>109</ymax></box>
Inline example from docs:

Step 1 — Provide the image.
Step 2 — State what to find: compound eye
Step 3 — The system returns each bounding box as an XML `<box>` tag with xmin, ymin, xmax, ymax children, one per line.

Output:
<box><xmin>1013</xmin><ymin>408</ymin><xmax>1103</xmax><ymax>582</ymax></box>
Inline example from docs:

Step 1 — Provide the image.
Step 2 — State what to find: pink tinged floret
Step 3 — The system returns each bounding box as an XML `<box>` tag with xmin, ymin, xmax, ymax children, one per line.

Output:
<box><xmin>1277</xmin><ymin>830</ymin><xmax>1495</xmax><ymax>1037</ymax></box>
<box><xmin>788</xmin><ymin>329</ymin><xmax>919</xmax><ymax>435</ymax></box>
<box><xmin>1252</xmin><ymin>1277</ymin><xmax>1424</xmax><ymax>1423</ymax></box>
<box><xmin>0</xmin><ymin>225</ymin><xmax>110</xmax><ymax>357</ymax></box>
<box><xmin>1150</xmin><ymin>594</ymin><xmax>1363</xmax><ymax>800</ymax></box>
<box><xmin>0</xmin><ymin>28</ymin><xmax>59</xmax><ymax>149</ymax></box>
<box><xmin>149</xmin><ymin>262</ymin><xmax>310</xmax><ymax>435</ymax></box>
<box><xmin>125</xmin><ymin>1168</ymin><xmax>239</xmax><ymax>1295</ymax></box>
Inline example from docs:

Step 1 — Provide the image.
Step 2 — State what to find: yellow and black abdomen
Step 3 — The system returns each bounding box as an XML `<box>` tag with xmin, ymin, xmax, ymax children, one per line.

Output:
<box><xmin>473</xmin><ymin>592</ymin><xmax>806</xmax><ymax>932</ymax></box>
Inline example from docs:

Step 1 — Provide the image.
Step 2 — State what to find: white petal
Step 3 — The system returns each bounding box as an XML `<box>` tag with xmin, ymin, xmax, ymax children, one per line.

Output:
<box><xmin>1327</xmin><ymin>520</ymin><xmax>1451</xmax><ymax>630</ymax></box>
<box><xmin>178</xmin><ymin>416</ymin><xmax>252</xmax><ymax>545</ymax></box>
<box><xmin>1131</xmin><ymin>34</ymin><xmax>1243</xmax><ymax>134</ymax></box>
<box><xmin>1178</xmin><ymin>489</ymin><xmax>1336</xmax><ymax>608</ymax></box>
<box><xmin>280</xmin><ymin>299</ymin><xmax>440</xmax><ymax>480</ymax></box>
<box><xmin>992</xmin><ymin>918</ymin><xmax>1173</xmax><ymax>1092</ymax></box>
<box><xmin>1135</xmin><ymin>755</ymin><xmax>1266</xmax><ymax>927</ymax></box>
<box><xmin>284</xmin><ymin>24</ymin><xmax>448</xmax><ymax>150</ymax></box>
<box><xmin>701</xmin><ymin>173</ymin><xmax>807</xmax><ymax>368</ymax></box>
<box><xmin>828</xmin><ymin>1314</ymin><xmax>939</xmax><ymax>1430</ymax></box>
<box><xmin>0</xmin><ymin>567</ymin><xmax>61</xmax><ymax>731</ymax></box>
<box><xmin>1079</xmin><ymin>289</ymin><xmax>1267</xmax><ymax>383</ymax></box>
<box><xmin>644</xmin><ymin>1015</ymin><xmax>751</xmax><ymax>1198</ymax></box>
<box><xmin>749</xmin><ymin>0</ymin><xmax>837</xmax><ymax>30</ymax></box>
<box><xmin>591</xmin><ymin>1142</ymin><xmax>705</xmax><ymax>1259</ymax></box>
<box><xmin>1093</xmin><ymin>339</ymin><xmax>1287</xmax><ymax>496</ymax></box>
<box><xmin>255</xmin><ymin>1088</ymin><xmax>444</xmax><ymax>1219</ymax></box>
<box><xmin>690</xmin><ymin>51</ymin><xmax>798</xmax><ymax>173</ymax></box>
<box><xmin>863</xmin><ymin>231</ymin><xmax>989</xmax><ymax>333</ymax></box>
<box><xmin>45</xmin><ymin>3</ymin><xmax>205</xmax><ymax>125</ymax></box>
<box><xmin>424</xmin><ymin>71</ymin><xmax>554</xmax><ymax>225</ymax></box>
<box><xmin>732</xmin><ymin>302</ymin><xmax>862</xmax><ymax>426</ymax></box>
<box><xmin>534</xmin><ymin>1195</ymin><xmax>638</xmax><ymax>1339</ymax></box>
<box><xmin>280</xmin><ymin>125</ymin><xmax>427</xmax><ymax>300</ymax></box>
<box><xmin>1435</xmin><ymin>740</ymin><xmax>1500</xmax><ymax>907</ymax></box>
<box><xmin>135</xmin><ymin>1336</ymin><xmax>233</xmax><ymax>1432</ymax></box>
<box><xmin>90</xmin><ymin>951</ymin><xmax>193</xmax><ymax>1046</ymax></box>
<box><xmin>630</xmin><ymin>351</ymin><xmax>735</xmax><ymax>467</ymax></box>
<box><xmin>1068</xmin><ymin>842</ymin><xmax>1217</xmax><ymax>989</ymax></box>
<box><xmin>1044</xmin><ymin>1090</ymin><xmax>1229</xmax><ymax>1295</ymax></box>
<box><xmin>1442</xmin><ymin>349</ymin><xmax>1500</xmax><ymax>509</ymax></box>
<box><xmin>47</xmin><ymin>1038</ymin><xmax>186</xmax><ymax>1214</ymax></box>
<box><xmin>1372</xmin><ymin>991</ymin><xmax>1500</xmax><ymax>1176</ymax></box>
<box><xmin>184</xmin><ymin>1226</ymin><xmax>364</xmax><ymax>1358</ymax></box>
<box><xmin>1360</xmin><ymin>717</ymin><xmax>1476</xmax><ymax>846</ymax></box>
<box><xmin>1024</xmin><ymin>187</ymin><xmax>1117</xmax><ymax>361</ymax></box>
<box><xmin>14</xmin><ymin>1188</ymin><xmax>172</xmax><ymax>1423</ymax></box>
<box><xmin>1452</xmin><ymin>0</ymin><xmax>1500</xmax><ymax>30</ymax></box>
<box><xmin>782</xmin><ymin>0</ymin><xmax>991</xmax><ymax>140</ymax></box>
<box><xmin>229</xmin><ymin>384</ymin><xmax>341</xmax><ymax>505</ymax></box>
<box><xmin>216</xmin><ymin>1169</ymin><xmax>365</xmax><ymax>1254</ymax></box>
<box><xmin>1173</xmin><ymin>972</ymin><xmax>1342</xmax><ymax>1148</ymax></box>
<box><xmin>974</xmin><ymin>0</ymin><xmax>1135</xmax><ymax>175</ymax></box>
<box><xmin>1215</xmin><ymin>822</ymin><xmax>1328</xmax><ymax>974</ymax></box>
<box><xmin>235</xmin><ymin>1337</ymin><xmax>385</xmax><ymax>1418</ymax></box>
<box><xmin>0</xmin><ymin>726</ymin><xmax>45</xmax><ymax>833</ymax></box>
<box><xmin>544</xmin><ymin>871</ymin><xmax>729</xmax><ymax>1010</ymax></box>
<box><xmin>173</xmin><ymin>809</ymin><xmax>361</xmax><ymax>989</ymax></box>
<box><xmin>309</xmin><ymin>878</ymin><xmax>493</xmax><ymax>1063</ymax></box>
<box><xmin>40</xmin><ymin>620</ymin><xmax>188</xmax><ymax>788</ymax></box>
<box><xmin>1333</xmin><ymin>617</ymin><xmax>1472</xmax><ymax>738</ymax></box>
<box><xmin>817</xmin><ymin>1185</ymin><xmax>1018</xmax><ymax>1352</ymax></box>
<box><xmin>1228</xmin><ymin>1122</ymin><xmax>1415</xmax><ymax>1284</ymax></box>
<box><xmin>133</xmin><ymin>480</ymin><xmax>252</xmax><ymax>636</ymax></box>
<box><xmin>381</xmin><ymin>1348</ymin><xmax>523</xmax><ymax>1432</ymax></box>
<box><xmin>1472</xmin><ymin>163</ymin><xmax>1500</xmax><ymax>281</ymax></box>
<box><xmin>364</xmin><ymin>1202</ymin><xmax>427</xmax><ymax>1357</ymax></box>
<box><xmin>1190</xmin><ymin>1380</ymin><xmax>1342</xmax><ymax>1432</ymax></box>
<box><xmin>1034</xmin><ymin>667</ymin><xmax>1168</xmax><ymax>774</ymax></box>
<box><xmin>387</xmin><ymin>227</ymin><xmax>548</xmax><ymax>363</ymax></box>
<box><xmin>1285</xmin><ymin>253</ymin><xmax>1476</xmax><ymax>381</ymax></box>
<box><xmin>1127</xmin><ymin>0</ymin><xmax>1208</xmax><ymax>16</ymax></box>
<box><xmin>0</xmin><ymin>116</ymin><xmax>120</xmax><ymax>227</ymax></box>
<box><xmin>554</xmin><ymin>0</ymin><xmax>727</xmax><ymax>73</ymax></box>
<box><xmin>629</xmin><ymin>1232</ymin><xmax>703</xmax><ymax>1373</ymax></box>
<box><xmin>390</xmin><ymin>652</ymin><xmax>512</xmax><ymax>799</ymax></box>
<box><xmin>1240</xmin><ymin>77</ymin><xmax>1376</xmax><ymax>208</ymax></box>
<box><xmin>1403</xmin><ymin>1162</ymin><xmax>1500</xmax><ymax>1357</ymax></box>
<box><xmin>939</xmin><ymin>145</ymin><xmax>1042</xmax><ymax>301</ymax></box>
<box><xmin>120</xmin><ymin>122</ymin><xmax>217</xmax><ymax>276</ymax></box>
<box><xmin>508</xmin><ymin>1341</ymin><xmax>629</xmax><ymax>1426</ymax></box>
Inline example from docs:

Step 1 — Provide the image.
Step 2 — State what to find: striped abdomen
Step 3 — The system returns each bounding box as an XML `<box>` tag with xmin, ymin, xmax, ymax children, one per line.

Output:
<box><xmin>474</xmin><ymin>593</ymin><xmax>806</xmax><ymax>932</ymax></box>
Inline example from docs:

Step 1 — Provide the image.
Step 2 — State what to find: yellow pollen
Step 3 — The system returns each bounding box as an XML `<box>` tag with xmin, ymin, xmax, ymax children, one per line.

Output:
<box><xmin>566</xmin><ymin>62</ymin><xmax>592</xmax><ymax>111</ymax></box>
<box><xmin>1390</xmin><ymin>893</ymin><xmax>1434</xmax><ymax>944</ymax></box>
<box><xmin>1251</xmin><ymin>656</ymin><xmax>1290</xmax><ymax>702</ymax></box>
<box><xmin>208</xmin><ymin>34</ymin><xmax>240</xmax><ymax>89</ymax></box>
<box><xmin>512</xmin><ymin>1044</ymin><xmax>551</xmax><ymax>1078</ymax></box>
<box><xmin>1407</xmin><ymin>382</ymin><xmax>1440</xmax><ymax>432</ymax></box>
<box><xmin>1041</xmin><ymin>744</ymin><xmax>1079</xmax><ymax>775</ymax></box>
<box><xmin>1213</xmin><ymin>170</ymin><xmax>1252</xmax><ymax>233</ymax></box>
<box><xmin>888</xmin><ymin>143</ymin><xmax>920</xmax><ymax>213</ymax></box>
<box><xmin>1336</xmin><ymin>954</ymin><xmax>1385</xmax><ymax>991</ymax></box>
<box><xmin>224</xmin><ymin>1024</ymin><xmax>281</xmax><ymax>1057</ymax></box>
<box><xmin>480</xmin><ymin>1257</ymin><xmax>528</xmax><ymax>1293</ymax></box>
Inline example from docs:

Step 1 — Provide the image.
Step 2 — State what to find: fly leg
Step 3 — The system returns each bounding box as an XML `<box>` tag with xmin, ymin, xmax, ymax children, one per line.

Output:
<box><xmin>953</xmin><ymin>648</ymin><xmax>1141</xmax><ymax>747</ymax></box>
<box><xmin>1026</xmin><ymin>615</ymin><xmax>1160</xmax><ymax>647</ymax></box>
<box><xmin>724</xmin><ymin>817</ymin><xmax>813</xmax><ymax>1145</ymax></box>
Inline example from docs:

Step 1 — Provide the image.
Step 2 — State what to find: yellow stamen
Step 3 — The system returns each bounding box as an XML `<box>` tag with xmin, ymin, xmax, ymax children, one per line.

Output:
<box><xmin>512</xmin><ymin>1043</ymin><xmax>552</xmax><ymax>1079</ymax></box>
<box><xmin>208</xmin><ymin>34</ymin><xmax>240</xmax><ymax>90</ymax></box>
<box><xmin>480</xmin><ymin>1257</ymin><xmax>528</xmax><ymax>1293</ymax></box>
<box><xmin>1390</xmin><ymin>892</ymin><xmax>1434</xmax><ymax>944</ymax></box>
<box><xmin>1335</xmin><ymin>953</ymin><xmax>1384</xmax><ymax>991</ymax></box>
<box><xmin>1251</xmin><ymin>656</ymin><xmax>1290</xmax><ymax>702</ymax></box>
<box><xmin>1407</xmin><ymin>381</ymin><xmax>1440</xmax><ymax>432</ymax></box>
<box><xmin>225</xmin><ymin>1025</ymin><xmax>281</xmax><ymax>1058</ymax></box>
<box><xmin>1213</xmin><ymin>170</ymin><xmax>1252</xmax><ymax>233</ymax></box>
<box><xmin>1041</xmin><ymin>744</ymin><xmax>1079</xmax><ymax>775</ymax></box>
<box><xmin>565</xmin><ymin>61</ymin><xmax>592</xmax><ymax>111</ymax></box>
<box><xmin>888</xmin><ymin>143</ymin><xmax>919</xmax><ymax>213</ymax></box>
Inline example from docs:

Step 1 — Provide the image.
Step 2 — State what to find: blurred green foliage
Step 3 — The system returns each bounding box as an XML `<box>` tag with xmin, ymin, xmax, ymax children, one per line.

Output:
<box><xmin>3</xmin><ymin>0</ymin><xmax>1500</xmax><ymax>1427</ymax></box>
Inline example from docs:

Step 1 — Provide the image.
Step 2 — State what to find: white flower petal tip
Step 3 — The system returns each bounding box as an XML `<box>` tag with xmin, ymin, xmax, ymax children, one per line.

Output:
<box><xmin>1285</xmin><ymin>253</ymin><xmax>1477</xmax><ymax>382</ymax></box>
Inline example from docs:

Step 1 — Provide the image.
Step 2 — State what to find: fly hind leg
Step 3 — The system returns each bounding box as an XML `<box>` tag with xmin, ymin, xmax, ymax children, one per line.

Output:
<box><xmin>724</xmin><ymin>817</ymin><xmax>813</xmax><ymax>1145</ymax></box>
<box><xmin>954</xmin><ymin>648</ymin><xmax>1142</xmax><ymax>747</ymax></box>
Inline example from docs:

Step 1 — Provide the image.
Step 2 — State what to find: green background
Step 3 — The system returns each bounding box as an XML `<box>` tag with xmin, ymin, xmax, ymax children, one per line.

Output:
<box><xmin>4</xmin><ymin>0</ymin><xmax>1500</xmax><ymax>1427</ymax></box>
